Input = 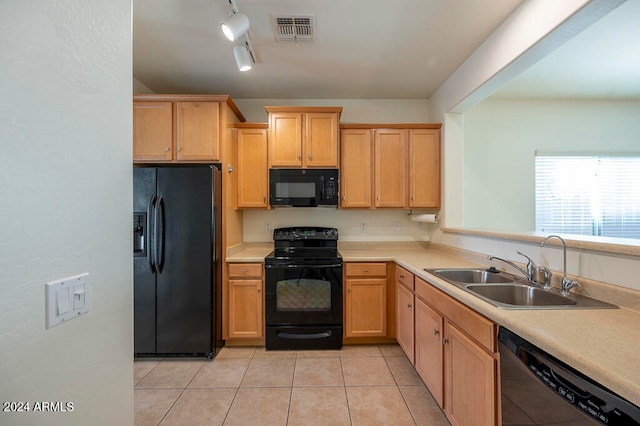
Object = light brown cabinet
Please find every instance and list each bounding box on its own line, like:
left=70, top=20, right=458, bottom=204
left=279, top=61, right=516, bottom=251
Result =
left=413, top=275, right=498, bottom=426
left=266, top=106, right=342, bottom=168
left=227, top=263, right=264, bottom=339
left=374, top=129, right=407, bottom=208
left=395, top=266, right=415, bottom=363
left=236, top=124, right=268, bottom=208
left=339, top=124, right=441, bottom=209
left=344, top=263, right=388, bottom=337
left=133, top=95, right=233, bottom=163
left=415, top=297, right=444, bottom=406
left=133, top=101, right=174, bottom=161
left=409, top=129, right=441, bottom=208
left=340, top=129, right=373, bottom=208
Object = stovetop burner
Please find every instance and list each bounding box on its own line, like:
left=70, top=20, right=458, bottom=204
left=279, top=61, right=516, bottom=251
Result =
left=266, top=226, right=340, bottom=265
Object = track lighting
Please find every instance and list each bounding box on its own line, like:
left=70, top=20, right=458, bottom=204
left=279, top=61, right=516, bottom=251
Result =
left=221, top=12, right=250, bottom=42
left=233, top=44, right=253, bottom=72
left=222, top=0, right=256, bottom=72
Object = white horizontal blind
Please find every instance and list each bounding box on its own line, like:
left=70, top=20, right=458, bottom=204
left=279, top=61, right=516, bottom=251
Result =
left=535, top=155, right=640, bottom=239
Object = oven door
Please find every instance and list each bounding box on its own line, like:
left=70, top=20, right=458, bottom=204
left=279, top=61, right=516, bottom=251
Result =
left=265, top=262, right=343, bottom=327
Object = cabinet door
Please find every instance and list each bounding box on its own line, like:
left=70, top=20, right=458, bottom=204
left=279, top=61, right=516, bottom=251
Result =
left=345, top=278, right=387, bottom=337
left=409, top=129, right=440, bottom=208
left=133, top=101, right=173, bottom=161
left=374, top=129, right=407, bottom=207
left=237, top=128, right=268, bottom=208
left=269, top=112, right=302, bottom=167
left=340, top=129, right=373, bottom=208
left=444, top=323, right=496, bottom=426
left=175, top=102, right=220, bottom=161
left=304, top=112, right=339, bottom=167
left=415, top=298, right=444, bottom=407
left=228, top=279, right=263, bottom=338
left=396, top=282, right=414, bottom=363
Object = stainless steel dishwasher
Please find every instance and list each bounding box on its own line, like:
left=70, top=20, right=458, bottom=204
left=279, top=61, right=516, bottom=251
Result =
left=498, top=327, right=640, bottom=425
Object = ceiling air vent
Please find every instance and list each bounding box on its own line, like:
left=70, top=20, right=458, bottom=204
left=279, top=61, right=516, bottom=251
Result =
left=272, top=15, right=315, bottom=43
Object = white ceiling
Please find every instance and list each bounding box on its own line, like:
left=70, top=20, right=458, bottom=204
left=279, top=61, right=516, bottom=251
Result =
left=133, top=0, right=523, bottom=99
left=492, top=0, right=640, bottom=100
left=133, top=0, right=640, bottom=101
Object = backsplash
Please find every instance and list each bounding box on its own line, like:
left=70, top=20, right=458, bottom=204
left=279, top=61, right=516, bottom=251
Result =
left=242, top=209, right=439, bottom=242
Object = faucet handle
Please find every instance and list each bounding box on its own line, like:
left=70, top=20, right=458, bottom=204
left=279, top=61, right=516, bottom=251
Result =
left=538, top=266, right=552, bottom=289
left=517, top=251, right=536, bottom=281
left=561, top=278, right=581, bottom=296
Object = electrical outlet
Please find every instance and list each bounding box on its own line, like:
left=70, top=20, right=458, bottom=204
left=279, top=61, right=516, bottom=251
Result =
left=393, top=222, right=401, bottom=232
left=360, top=223, right=367, bottom=233
left=265, top=223, right=272, bottom=234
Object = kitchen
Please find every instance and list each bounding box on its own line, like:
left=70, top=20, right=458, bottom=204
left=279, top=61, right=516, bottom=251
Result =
left=2, top=1, right=640, bottom=426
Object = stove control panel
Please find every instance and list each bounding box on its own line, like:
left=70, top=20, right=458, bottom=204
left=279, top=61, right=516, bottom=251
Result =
left=273, top=227, right=338, bottom=241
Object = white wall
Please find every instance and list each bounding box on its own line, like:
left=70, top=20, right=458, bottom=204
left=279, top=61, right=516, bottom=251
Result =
left=427, top=0, right=640, bottom=291
left=238, top=98, right=434, bottom=243
left=0, top=2, right=133, bottom=425
left=464, top=99, right=640, bottom=230
left=234, top=98, right=429, bottom=123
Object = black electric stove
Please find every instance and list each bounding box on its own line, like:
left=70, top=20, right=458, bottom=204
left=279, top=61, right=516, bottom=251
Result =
left=264, top=227, right=343, bottom=350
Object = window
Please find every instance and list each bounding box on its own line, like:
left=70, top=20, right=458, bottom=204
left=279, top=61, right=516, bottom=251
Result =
left=535, top=155, right=640, bottom=239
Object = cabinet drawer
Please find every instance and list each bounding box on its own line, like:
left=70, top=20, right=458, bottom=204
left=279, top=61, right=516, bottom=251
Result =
left=345, top=262, right=387, bottom=277
left=228, top=263, right=263, bottom=278
left=415, top=277, right=496, bottom=353
left=396, top=265, right=414, bottom=291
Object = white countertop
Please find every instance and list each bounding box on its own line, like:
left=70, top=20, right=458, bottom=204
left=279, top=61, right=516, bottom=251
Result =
left=227, top=244, right=640, bottom=405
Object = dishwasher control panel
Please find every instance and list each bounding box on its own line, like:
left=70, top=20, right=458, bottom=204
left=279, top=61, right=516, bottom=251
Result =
left=499, top=327, right=640, bottom=426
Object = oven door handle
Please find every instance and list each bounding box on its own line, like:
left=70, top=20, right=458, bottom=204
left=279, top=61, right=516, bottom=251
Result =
left=266, top=263, right=342, bottom=269
left=277, top=331, right=332, bottom=340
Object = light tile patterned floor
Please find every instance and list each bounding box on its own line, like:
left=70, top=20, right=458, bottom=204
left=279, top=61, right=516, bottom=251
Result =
left=134, top=344, right=450, bottom=426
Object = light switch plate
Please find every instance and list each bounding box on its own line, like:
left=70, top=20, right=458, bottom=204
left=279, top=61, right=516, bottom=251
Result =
left=45, top=273, right=90, bottom=329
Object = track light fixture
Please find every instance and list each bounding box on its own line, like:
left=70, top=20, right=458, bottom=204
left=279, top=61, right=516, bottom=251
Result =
left=222, top=0, right=256, bottom=72
left=233, top=44, right=252, bottom=72
left=221, top=12, right=249, bottom=42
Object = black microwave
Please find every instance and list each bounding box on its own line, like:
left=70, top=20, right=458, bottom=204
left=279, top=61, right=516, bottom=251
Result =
left=269, top=169, right=339, bottom=207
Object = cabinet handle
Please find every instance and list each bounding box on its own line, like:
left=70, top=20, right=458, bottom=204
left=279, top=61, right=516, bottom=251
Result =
left=297, top=154, right=301, bottom=160
left=342, top=196, right=346, bottom=201
left=257, top=289, right=261, bottom=293
left=177, top=147, right=182, bottom=152
left=411, top=195, right=415, bottom=201
left=399, top=275, right=405, bottom=279
left=364, top=268, right=369, bottom=273
left=164, top=147, right=170, bottom=152
left=407, top=303, right=412, bottom=308
left=347, top=288, right=351, bottom=293
left=433, top=329, right=439, bottom=336
left=308, top=154, right=312, bottom=160
left=442, top=338, right=448, bottom=345
left=241, top=269, right=248, bottom=273
left=377, top=196, right=380, bottom=200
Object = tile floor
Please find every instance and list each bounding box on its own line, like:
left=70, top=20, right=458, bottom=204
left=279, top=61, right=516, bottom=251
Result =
left=134, top=344, right=450, bottom=426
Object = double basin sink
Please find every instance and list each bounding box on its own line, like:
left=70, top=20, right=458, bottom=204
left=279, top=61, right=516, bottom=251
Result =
left=424, top=268, right=617, bottom=309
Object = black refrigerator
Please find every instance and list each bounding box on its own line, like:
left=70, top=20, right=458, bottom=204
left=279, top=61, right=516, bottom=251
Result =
left=133, top=165, right=222, bottom=358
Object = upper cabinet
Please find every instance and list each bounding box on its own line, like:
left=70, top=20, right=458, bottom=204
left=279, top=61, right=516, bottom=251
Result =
left=133, top=94, right=245, bottom=163
left=409, top=129, right=441, bottom=208
left=340, top=124, right=442, bottom=209
left=340, top=129, right=373, bottom=208
left=235, top=123, right=269, bottom=209
left=265, top=106, right=342, bottom=168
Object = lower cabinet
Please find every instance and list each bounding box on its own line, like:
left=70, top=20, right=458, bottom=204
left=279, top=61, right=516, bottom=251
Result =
left=398, top=269, right=499, bottom=426
left=344, top=262, right=388, bottom=337
left=227, top=263, right=264, bottom=339
left=396, top=266, right=415, bottom=363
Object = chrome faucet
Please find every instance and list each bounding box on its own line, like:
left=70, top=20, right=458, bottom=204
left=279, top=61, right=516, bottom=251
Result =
left=540, top=235, right=581, bottom=295
left=487, top=251, right=537, bottom=283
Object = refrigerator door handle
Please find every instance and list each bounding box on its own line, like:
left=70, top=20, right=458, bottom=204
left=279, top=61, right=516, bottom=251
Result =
left=156, top=195, right=165, bottom=273
left=148, top=195, right=157, bottom=273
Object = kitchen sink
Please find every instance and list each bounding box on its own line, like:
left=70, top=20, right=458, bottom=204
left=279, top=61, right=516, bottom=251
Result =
left=428, top=269, right=513, bottom=284
left=466, top=284, right=576, bottom=307
left=424, top=268, right=617, bottom=310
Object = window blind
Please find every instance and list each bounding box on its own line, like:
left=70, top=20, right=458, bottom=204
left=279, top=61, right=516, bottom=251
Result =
left=535, top=156, right=640, bottom=239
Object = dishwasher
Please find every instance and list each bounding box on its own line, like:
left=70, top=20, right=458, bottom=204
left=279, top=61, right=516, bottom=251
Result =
left=498, top=327, right=640, bottom=425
